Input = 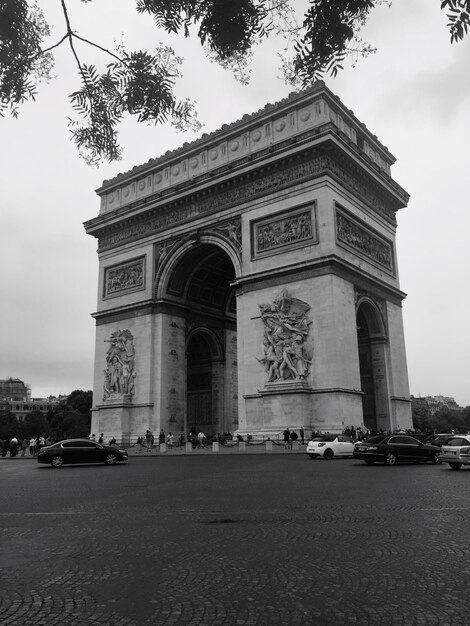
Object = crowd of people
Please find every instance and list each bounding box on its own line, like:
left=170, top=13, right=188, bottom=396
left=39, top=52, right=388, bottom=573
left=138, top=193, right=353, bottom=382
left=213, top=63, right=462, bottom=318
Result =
left=134, top=429, right=237, bottom=451
left=1, top=435, right=50, bottom=457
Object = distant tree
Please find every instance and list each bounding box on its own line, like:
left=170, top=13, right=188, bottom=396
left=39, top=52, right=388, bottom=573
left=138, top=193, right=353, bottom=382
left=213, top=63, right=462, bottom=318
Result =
left=411, top=403, right=432, bottom=433
left=0, top=411, right=20, bottom=440
left=2, top=1, right=469, bottom=164
left=65, top=389, right=93, bottom=415
left=50, top=389, right=92, bottom=439
left=23, top=409, right=49, bottom=438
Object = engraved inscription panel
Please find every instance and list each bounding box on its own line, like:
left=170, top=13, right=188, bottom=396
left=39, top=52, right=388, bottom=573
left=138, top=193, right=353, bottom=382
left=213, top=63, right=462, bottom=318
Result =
left=104, top=257, right=145, bottom=297
left=336, top=209, right=393, bottom=272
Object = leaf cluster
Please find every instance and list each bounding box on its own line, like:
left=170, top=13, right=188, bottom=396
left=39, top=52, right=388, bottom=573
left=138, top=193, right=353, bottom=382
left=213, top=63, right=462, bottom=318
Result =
left=0, top=0, right=53, bottom=117
left=69, top=47, right=201, bottom=165
left=442, top=0, right=470, bottom=42
left=137, top=0, right=270, bottom=60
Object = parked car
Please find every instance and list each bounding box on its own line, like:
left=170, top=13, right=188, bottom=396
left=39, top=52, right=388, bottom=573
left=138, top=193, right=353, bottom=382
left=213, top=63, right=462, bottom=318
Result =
left=353, top=434, right=441, bottom=466
left=306, top=434, right=354, bottom=459
left=37, top=439, right=128, bottom=468
left=440, top=436, right=470, bottom=470
left=425, top=433, right=459, bottom=448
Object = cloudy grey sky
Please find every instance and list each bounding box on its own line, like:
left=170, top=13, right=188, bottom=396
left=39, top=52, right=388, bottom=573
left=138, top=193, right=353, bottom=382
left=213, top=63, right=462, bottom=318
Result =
left=1, top=0, right=469, bottom=405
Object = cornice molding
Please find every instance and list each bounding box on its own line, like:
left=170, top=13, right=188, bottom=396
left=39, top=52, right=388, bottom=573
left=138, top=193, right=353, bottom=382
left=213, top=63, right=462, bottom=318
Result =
left=94, top=82, right=398, bottom=209
left=86, top=145, right=406, bottom=253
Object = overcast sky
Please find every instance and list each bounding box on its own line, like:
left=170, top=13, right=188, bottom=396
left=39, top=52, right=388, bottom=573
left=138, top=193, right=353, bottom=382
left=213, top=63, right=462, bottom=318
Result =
left=1, top=0, right=469, bottom=405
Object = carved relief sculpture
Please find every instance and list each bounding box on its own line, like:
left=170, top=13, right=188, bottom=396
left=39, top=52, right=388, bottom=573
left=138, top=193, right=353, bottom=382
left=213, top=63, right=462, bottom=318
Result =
left=255, top=209, right=314, bottom=255
left=103, top=330, right=136, bottom=400
left=105, top=258, right=145, bottom=297
left=258, top=290, right=312, bottom=383
left=336, top=210, right=393, bottom=271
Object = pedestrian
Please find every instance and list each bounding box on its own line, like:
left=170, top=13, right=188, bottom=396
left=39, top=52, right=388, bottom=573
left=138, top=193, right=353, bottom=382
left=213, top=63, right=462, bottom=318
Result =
left=159, top=430, right=165, bottom=445
left=91, top=434, right=96, bottom=442
left=145, top=429, right=153, bottom=451
left=283, top=427, right=290, bottom=449
left=197, top=431, right=206, bottom=448
left=21, top=437, right=29, bottom=457
left=166, top=432, right=173, bottom=448
left=29, top=436, right=36, bottom=456
left=98, top=433, right=104, bottom=444
left=38, top=435, right=45, bottom=453
left=290, top=430, right=298, bottom=449
left=10, top=437, right=18, bottom=457
left=299, top=426, right=305, bottom=444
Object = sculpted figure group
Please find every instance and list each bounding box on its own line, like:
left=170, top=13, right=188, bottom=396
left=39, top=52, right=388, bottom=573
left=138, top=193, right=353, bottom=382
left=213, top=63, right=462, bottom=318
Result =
left=103, top=330, right=136, bottom=399
left=258, top=290, right=312, bottom=383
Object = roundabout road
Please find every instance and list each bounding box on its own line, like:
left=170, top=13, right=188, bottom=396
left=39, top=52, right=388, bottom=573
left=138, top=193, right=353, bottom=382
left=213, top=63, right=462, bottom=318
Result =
left=1, top=455, right=469, bottom=625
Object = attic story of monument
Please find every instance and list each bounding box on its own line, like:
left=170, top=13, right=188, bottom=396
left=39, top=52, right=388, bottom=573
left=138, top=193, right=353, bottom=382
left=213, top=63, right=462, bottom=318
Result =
left=84, top=81, right=413, bottom=442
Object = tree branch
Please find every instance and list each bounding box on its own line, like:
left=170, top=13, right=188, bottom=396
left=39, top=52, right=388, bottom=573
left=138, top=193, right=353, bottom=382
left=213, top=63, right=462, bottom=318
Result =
left=72, top=33, right=125, bottom=64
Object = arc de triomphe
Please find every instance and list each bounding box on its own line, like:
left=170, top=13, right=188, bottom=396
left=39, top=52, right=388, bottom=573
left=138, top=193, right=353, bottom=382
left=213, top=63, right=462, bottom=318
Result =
left=84, top=82, right=413, bottom=442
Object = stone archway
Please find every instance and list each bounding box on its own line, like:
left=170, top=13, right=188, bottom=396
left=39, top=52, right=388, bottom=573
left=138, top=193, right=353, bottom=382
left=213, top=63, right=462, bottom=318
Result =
left=186, top=329, right=222, bottom=435
left=160, top=242, right=238, bottom=437
left=356, top=298, right=391, bottom=432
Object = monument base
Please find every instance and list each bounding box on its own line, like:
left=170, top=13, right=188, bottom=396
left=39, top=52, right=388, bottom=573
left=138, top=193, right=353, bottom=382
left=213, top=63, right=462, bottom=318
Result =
left=91, top=402, right=154, bottom=445
left=244, top=380, right=313, bottom=439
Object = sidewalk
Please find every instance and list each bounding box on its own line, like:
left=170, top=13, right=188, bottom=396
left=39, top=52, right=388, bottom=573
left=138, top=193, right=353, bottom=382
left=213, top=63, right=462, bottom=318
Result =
left=0, top=443, right=309, bottom=459
left=127, top=442, right=308, bottom=456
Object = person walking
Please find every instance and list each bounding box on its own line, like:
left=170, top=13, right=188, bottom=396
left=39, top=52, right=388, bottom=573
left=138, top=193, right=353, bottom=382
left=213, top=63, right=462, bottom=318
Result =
left=21, top=437, right=29, bottom=457
left=166, top=432, right=174, bottom=449
left=197, top=431, right=206, bottom=448
left=299, top=426, right=305, bottom=444
left=145, top=429, right=153, bottom=451
left=29, top=436, right=36, bottom=456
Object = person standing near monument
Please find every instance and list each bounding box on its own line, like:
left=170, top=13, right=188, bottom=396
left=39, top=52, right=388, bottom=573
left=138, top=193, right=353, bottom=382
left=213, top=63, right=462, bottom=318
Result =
left=299, top=426, right=305, bottom=444
left=145, top=429, right=153, bottom=451
left=283, top=428, right=290, bottom=449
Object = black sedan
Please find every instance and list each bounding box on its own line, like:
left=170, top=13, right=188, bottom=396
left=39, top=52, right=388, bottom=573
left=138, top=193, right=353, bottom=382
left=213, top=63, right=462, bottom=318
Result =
left=37, top=439, right=128, bottom=468
left=353, top=434, right=441, bottom=466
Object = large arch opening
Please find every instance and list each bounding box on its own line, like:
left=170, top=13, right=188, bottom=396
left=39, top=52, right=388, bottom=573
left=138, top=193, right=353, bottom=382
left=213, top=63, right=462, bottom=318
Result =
left=164, top=243, right=237, bottom=437
left=356, top=299, right=390, bottom=433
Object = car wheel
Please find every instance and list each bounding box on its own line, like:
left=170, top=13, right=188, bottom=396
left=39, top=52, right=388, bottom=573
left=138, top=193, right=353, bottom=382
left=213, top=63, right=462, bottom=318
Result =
left=365, top=460, right=375, bottom=465
left=431, top=451, right=441, bottom=464
left=384, top=452, right=397, bottom=466
left=323, top=448, right=334, bottom=460
left=51, top=455, right=63, bottom=468
left=105, top=453, right=118, bottom=465
left=449, top=463, right=462, bottom=471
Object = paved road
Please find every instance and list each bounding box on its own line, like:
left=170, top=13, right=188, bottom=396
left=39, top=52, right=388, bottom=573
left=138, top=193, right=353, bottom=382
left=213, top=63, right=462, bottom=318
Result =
left=1, top=454, right=469, bottom=625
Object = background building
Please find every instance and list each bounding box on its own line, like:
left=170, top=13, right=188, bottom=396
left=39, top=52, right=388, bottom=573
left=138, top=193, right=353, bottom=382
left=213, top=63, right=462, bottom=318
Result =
left=0, top=377, right=66, bottom=420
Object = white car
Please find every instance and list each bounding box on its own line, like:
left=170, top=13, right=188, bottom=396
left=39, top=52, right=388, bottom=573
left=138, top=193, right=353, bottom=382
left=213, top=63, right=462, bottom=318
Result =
left=440, top=435, right=470, bottom=470
left=307, top=434, right=355, bottom=459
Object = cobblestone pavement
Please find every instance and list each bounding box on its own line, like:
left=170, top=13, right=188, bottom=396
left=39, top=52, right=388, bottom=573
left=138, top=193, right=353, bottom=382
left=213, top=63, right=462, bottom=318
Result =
left=1, top=454, right=470, bottom=625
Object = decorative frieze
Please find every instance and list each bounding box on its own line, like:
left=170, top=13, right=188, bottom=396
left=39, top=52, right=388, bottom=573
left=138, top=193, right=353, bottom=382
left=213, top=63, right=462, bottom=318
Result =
left=97, top=152, right=396, bottom=252
left=253, top=205, right=316, bottom=257
left=104, top=257, right=145, bottom=297
left=336, top=208, right=394, bottom=272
